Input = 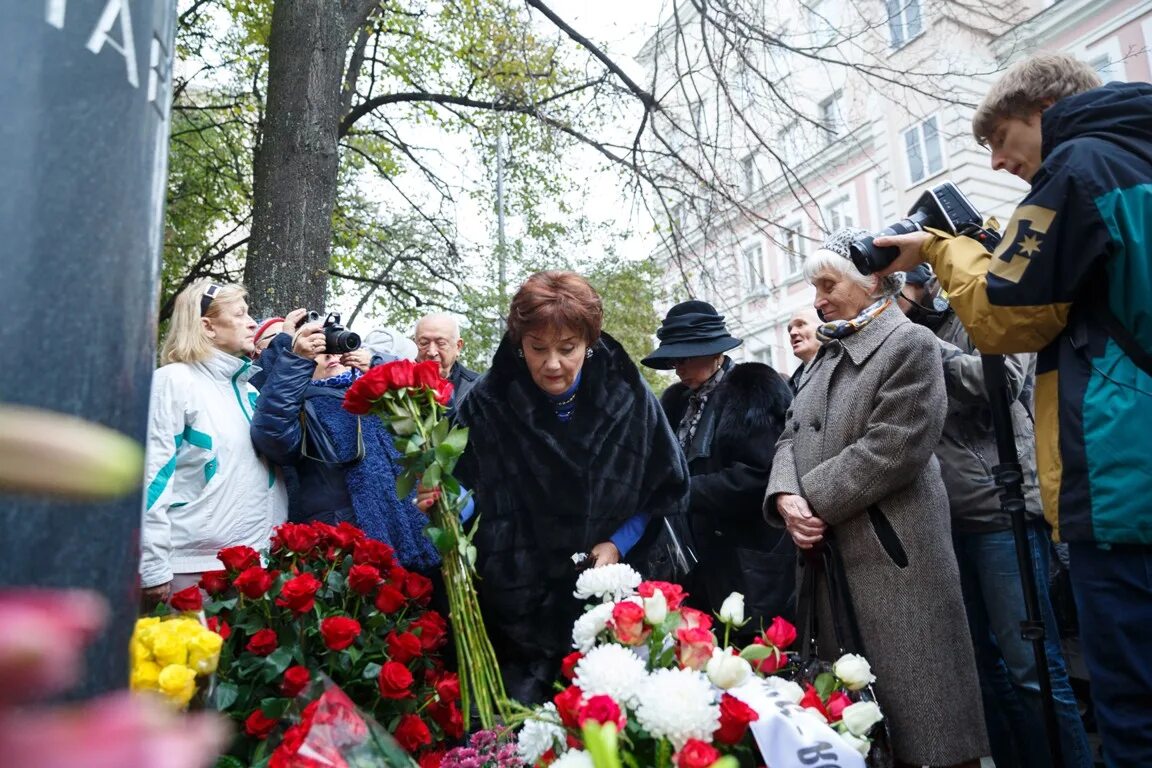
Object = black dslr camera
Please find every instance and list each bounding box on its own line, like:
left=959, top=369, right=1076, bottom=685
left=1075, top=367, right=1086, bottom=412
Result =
left=300, top=310, right=361, bottom=354
left=849, top=181, right=1001, bottom=274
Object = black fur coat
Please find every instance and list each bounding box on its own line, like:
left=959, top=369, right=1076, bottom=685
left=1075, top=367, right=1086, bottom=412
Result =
left=455, top=332, right=689, bottom=703
left=661, top=360, right=797, bottom=630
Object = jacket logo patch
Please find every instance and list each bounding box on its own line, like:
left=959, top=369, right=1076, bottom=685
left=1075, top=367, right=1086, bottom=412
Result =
left=990, top=205, right=1056, bottom=284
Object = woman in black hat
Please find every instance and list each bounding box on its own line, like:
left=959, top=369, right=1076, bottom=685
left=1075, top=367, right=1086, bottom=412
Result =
left=643, top=301, right=796, bottom=633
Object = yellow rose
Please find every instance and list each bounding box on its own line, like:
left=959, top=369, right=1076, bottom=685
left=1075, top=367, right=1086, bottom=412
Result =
left=149, top=624, right=189, bottom=667
left=157, top=664, right=198, bottom=707
left=187, top=629, right=223, bottom=676
left=130, top=660, right=162, bottom=691
left=131, top=639, right=154, bottom=666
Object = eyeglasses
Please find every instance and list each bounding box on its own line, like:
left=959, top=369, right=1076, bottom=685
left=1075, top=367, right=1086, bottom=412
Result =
left=199, top=283, right=222, bottom=316
left=416, top=337, right=453, bottom=351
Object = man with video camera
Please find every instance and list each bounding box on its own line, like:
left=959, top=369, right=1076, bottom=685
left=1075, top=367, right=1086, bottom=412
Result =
left=876, top=53, right=1152, bottom=765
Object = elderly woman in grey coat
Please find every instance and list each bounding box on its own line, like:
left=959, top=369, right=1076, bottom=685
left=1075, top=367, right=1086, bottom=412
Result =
left=765, top=228, right=988, bottom=768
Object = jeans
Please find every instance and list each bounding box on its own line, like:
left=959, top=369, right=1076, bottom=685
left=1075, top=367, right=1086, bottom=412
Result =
left=1068, top=542, right=1152, bottom=768
left=953, top=523, right=1093, bottom=768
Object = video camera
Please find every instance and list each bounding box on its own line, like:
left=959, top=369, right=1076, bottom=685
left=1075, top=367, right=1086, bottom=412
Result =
left=298, top=310, right=361, bottom=354
left=849, top=181, right=1001, bottom=274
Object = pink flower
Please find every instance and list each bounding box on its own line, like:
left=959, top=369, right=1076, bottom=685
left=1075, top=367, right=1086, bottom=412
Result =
left=610, top=601, right=650, bottom=646
left=675, top=626, right=716, bottom=671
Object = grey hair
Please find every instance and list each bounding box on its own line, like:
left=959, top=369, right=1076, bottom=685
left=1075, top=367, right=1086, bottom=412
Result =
left=414, top=313, right=461, bottom=341
left=803, top=248, right=905, bottom=299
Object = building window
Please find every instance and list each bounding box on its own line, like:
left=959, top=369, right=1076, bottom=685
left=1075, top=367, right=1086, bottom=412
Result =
left=808, top=0, right=836, bottom=45
left=778, top=124, right=802, bottom=160
left=743, top=243, right=765, bottom=291
left=740, top=153, right=761, bottom=196
left=886, top=0, right=922, bottom=49
left=819, top=92, right=842, bottom=144
left=903, top=115, right=944, bottom=184
left=1089, top=53, right=1122, bottom=82
left=781, top=223, right=806, bottom=275
left=826, top=197, right=856, bottom=232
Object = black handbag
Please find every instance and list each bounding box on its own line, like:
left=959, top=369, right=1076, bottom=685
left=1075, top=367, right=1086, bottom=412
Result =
left=627, top=514, right=699, bottom=585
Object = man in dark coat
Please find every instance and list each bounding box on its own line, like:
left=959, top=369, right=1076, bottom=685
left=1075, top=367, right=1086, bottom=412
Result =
left=643, top=301, right=796, bottom=634
left=414, top=313, right=479, bottom=407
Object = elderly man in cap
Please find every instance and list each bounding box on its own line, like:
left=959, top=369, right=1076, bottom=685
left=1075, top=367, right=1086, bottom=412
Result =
left=413, top=313, right=478, bottom=408
left=642, top=300, right=796, bottom=633
left=898, top=265, right=1091, bottom=768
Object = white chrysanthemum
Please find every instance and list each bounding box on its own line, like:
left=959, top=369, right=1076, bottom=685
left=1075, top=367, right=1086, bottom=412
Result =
left=574, top=563, right=642, bottom=602
left=517, top=704, right=566, bottom=764
left=572, top=602, right=615, bottom=652
left=573, top=644, right=649, bottom=706
left=551, top=750, right=594, bottom=768
left=632, top=667, right=721, bottom=749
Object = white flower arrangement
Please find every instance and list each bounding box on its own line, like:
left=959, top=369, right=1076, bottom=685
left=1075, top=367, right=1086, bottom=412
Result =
left=632, top=667, right=720, bottom=750
left=571, top=602, right=615, bottom=653
left=516, top=703, right=566, bottom=764
left=573, top=562, right=642, bottom=603
left=550, top=749, right=594, bottom=768
left=573, top=644, right=649, bottom=706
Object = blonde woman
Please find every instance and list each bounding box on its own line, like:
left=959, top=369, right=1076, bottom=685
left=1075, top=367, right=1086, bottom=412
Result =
left=140, top=280, right=287, bottom=608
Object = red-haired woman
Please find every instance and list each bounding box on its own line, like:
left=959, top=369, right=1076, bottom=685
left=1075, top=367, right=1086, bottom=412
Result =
left=453, top=270, right=690, bottom=704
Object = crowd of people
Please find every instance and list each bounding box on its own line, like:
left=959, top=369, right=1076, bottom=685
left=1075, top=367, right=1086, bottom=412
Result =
left=136, top=52, right=1151, bottom=768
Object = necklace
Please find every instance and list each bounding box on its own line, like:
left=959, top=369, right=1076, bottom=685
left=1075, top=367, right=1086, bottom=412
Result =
left=554, top=391, right=577, bottom=407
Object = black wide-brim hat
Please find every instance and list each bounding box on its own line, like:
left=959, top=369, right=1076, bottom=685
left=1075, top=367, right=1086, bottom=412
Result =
left=641, top=300, right=743, bottom=370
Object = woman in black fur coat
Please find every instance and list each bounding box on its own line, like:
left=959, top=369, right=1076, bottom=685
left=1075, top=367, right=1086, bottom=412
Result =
left=452, top=271, right=690, bottom=705
left=643, top=301, right=796, bottom=637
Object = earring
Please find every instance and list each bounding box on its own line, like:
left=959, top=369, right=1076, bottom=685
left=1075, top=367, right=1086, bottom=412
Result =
left=585, top=348, right=594, bottom=359
left=516, top=348, right=524, bottom=359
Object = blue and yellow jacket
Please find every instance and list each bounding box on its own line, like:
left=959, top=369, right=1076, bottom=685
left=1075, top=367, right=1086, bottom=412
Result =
left=923, top=81, right=1152, bottom=545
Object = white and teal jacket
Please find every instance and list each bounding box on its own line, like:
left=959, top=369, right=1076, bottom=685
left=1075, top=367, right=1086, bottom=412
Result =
left=140, top=350, right=287, bottom=587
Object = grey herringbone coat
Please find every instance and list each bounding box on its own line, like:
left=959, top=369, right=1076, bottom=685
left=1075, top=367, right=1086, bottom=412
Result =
left=765, top=303, right=988, bottom=765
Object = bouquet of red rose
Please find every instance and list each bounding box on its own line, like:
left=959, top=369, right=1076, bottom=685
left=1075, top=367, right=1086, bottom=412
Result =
left=344, top=359, right=507, bottom=727
left=201, top=521, right=462, bottom=767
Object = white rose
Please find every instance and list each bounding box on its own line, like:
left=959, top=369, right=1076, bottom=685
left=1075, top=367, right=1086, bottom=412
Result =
left=705, top=648, right=752, bottom=689
left=644, top=588, right=668, bottom=625
left=833, top=653, right=876, bottom=691
left=762, top=675, right=804, bottom=704
left=837, top=730, right=872, bottom=756
left=841, top=700, right=883, bottom=737
left=718, top=593, right=745, bottom=626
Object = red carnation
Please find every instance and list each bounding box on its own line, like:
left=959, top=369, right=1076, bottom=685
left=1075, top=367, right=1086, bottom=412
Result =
left=434, top=672, right=460, bottom=703
left=638, top=580, right=687, bottom=611
left=561, top=651, right=583, bottom=680
left=378, top=660, right=415, bottom=699
left=218, top=545, right=260, bottom=572
left=320, top=616, right=361, bottom=651
left=246, top=628, right=278, bottom=656
left=234, top=566, right=277, bottom=599
left=280, top=665, right=312, bottom=698
left=553, top=685, right=584, bottom=729
left=762, top=616, right=797, bottom=651
left=348, top=564, right=382, bottom=595
left=206, top=616, right=231, bottom=640
left=714, top=693, right=759, bottom=745
left=395, top=713, right=433, bottom=752
left=403, top=571, right=434, bottom=606
left=578, top=694, right=626, bottom=729
left=353, top=539, right=395, bottom=569
left=386, top=630, right=423, bottom=664
left=199, top=570, right=230, bottom=596
left=676, top=739, right=721, bottom=768
left=244, top=709, right=280, bottom=739
left=375, top=584, right=407, bottom=614
left=276, top=572, right=322, bottom=614
left=169, top=585, right=203, bottom=612
left=411, top=611, right=448, bottom=650
left=272, top=522, right=321, bottom=555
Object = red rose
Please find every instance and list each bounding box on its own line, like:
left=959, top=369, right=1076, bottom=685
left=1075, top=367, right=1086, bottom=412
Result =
left=750, top=637, right=787, bottom=674
left=714, top=693, right=759, bottom=745
left=798, top=683, right=830, bottom=721
left=343, top=365, right=393, bottom=413
left=388, top=564, right=410, bottom=584
left=676, top=626, right=716, bottom=671
left=387, top=360, right=418, bottom=389
left=553, top=685, right=584, bottom=729
left=418, top=750, right=446, bottom=768
left=343, top=389, right=373, bottom=415
left=434, top=671, right=460, bottom=703
left=762, top=616, right=797, bottom=651
left=403, top=572, right=434, bottom=606
left=272, top=522, right=321, bottom=555
left=281, top=665, right=312, bottom=698
left=234, top=566, right=277, bottom=599
left=411, top=611, right=448, bottom=650
left=578, top=694, right=626, bottom=729
left=244, top=708, right=280, bottom=739
left=679, top=607, right=713, bottom=631
left=332, top=522, right=365, bottom=548
left=610, top=601, right=650, bottom=646
left=246, top=628, right=279, bottom=656
left=428, top=701, right=465, bottom=740
left=676, top=739, right=721, bottom=768
left=374, top=584, right=407, bottom=614
left=378, top=660, right=415, bottom=699
left=826, top=690, right=852, bottom=723
left=433, top=379, right=454, bottom=407
left=276, top=572, right=322, bottom=614
left=270, top=724, right=307, bottom=768
left=218, top=545, right=260, bottom=572
left=561, top=651, right=583, bottom=680
left=387, top=630, right=423, bottom=664
left=353, top=539, right=395, bottom=569
left=206, top=616, right=231, bottom=640
left=320, top=616, right=361, bottom=651
left=169, top=585, right=203, bottom=612
left=638, top=580, right=687, bottom=610
left=348, top=564, right=381, bottom=595
left=199, top=570, right=230, bottom=595
left=395, top=713, right=432, bottom=752
left=413, top=360, right=443, bottom=389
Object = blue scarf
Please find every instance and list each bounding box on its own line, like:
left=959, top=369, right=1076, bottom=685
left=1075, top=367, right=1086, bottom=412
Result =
left=308, top=394, right=440, bottom=571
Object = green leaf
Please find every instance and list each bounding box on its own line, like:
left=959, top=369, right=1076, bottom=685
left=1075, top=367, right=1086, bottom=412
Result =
left=264, top=647, right=293, bottom=677
left=259, top=697, right=291, bottom=719
left=212, top=680, right=239, bottom=711
left=443, top=426, right=469, bottom=454
left=428, top=525, right=457, bottom=554
left=431, top=417, right=450, bottom=447
left=362, top=662, right=382, bottom=680
left=424, top=462, right=442, bottom=487
left=814, top=671, right=836, bottom=700
left=391, top=416, right=417, bottom=436
left=215, top=757, right=247, bottom=768
left=396, top=471, right=415, bottom=499
left=739, top=645, right=774, bottom=662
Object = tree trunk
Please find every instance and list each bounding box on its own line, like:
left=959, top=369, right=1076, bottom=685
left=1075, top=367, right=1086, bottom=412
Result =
left=244, top=0, right=348, bottom=317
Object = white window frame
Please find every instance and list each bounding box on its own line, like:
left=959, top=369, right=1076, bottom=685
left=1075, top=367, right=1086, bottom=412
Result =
left=1085, top=37, right=1125, bottom=83
left=742, top=242, right=766, bottom=292
left=819, top=92, right=843, bottom=145
left=781, top=222, right=807, bottom=277
left=740, top=152, right=761, bottom=197
left=825, top=196, right=857, bottom=232
left=902, top=114, right=946, bottom=185
left=885, top=0, right=923, bottom=49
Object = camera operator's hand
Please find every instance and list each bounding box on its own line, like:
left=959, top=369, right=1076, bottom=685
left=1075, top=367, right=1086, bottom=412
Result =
left=341, top=348, right=373, bottom=373
left=871, top=231, right=934, bottom=276
left=291, top=319, right=326, bottom=360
